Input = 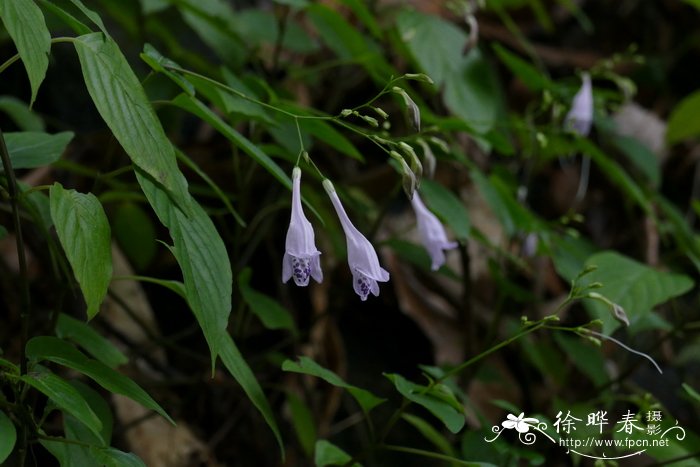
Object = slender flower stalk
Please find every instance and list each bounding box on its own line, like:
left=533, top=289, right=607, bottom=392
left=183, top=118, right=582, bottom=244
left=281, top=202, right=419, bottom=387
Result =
left=564, top=72, right=593, bottom=136
left=410, top=192, right=458, bottom=270
left=323, top=179, right=389, bottom=300
left=282, top=167, right=322, bottom=286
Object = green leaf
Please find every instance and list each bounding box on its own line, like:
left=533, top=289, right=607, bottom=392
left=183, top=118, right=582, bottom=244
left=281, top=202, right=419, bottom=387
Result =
left=553, top=333, right=608, bottom=386
left=37, top=0, right=93, bottom=36
left=41, top=380, right=114, bottom=464
left=90, top=447, right=146, bottom=467
left=50, top=183, right=112, bottom=320
left=583, top=251, right=695, bottom=333
left=171, top=93, right=291, bottom=189
left=0, top=0, right=51, bottom=105
left=56, top=313, right=128, bottom=369
left=219, top=333, right=284, bottom=457
left=287, top=392, right=316, bottom=457
left=26, top=336, right=173, bottom=423
left=174, top=148, right=246, bottom=227
left=306, top=4, right=390, bottom=81
left=21, top=366, right=103, bottom=440
left=419, top=180, right=470, bottom=241
left=609, top=134, right=661, bottom=188
left=3, top=131, right=73, bottom=169
left=314, top=440, right=360, bottom=467
left=667, top=90, right=700, bottom=144
left=283, top=356, right=385, bottom=412
left=339, top=0, right=381, bottom=38
left=140, top=0, right=170, bottom=14
left=238, top=268, right=296, bottom=333
left=492, top=44, right=552, bottom=92
left=67, top=0, right=110, bottom=36
left=71, top=380, right=113, bottom=444
left=112, top=202, right=158, bottom=271
left=396, top=9, right=466, bottom=86
left=174, top=0, right=246, bottom=68
left=121, top=275, right=186, bottom=300
left=140, top=43, right=195, bottom=96
left=74, top=32, right=190, bottom=209
left=683, top=383, right=700, bottom=406
left=385, top=373, right=465, bottom=434
left=0, top=96, right=45, bottom=131
left=0, top=410, right=16, bottom=464
left=401, top=413, right=456, bottom=457
left=135, top=169, right=231, bottom=366
left=443, top=49, right=501, bottom=134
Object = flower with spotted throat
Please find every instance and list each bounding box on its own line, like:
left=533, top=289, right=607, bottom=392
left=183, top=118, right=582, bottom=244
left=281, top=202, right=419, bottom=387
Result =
left=323, top=179, right=389, bottom=300
left=282, top=167, right=322, bottom=286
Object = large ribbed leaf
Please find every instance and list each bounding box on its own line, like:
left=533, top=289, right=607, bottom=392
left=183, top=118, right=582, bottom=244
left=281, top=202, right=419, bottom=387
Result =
left=0, top=0, right=51, bottom=105
left=73, top=33, right=190, bottom=209
left=135, top=169, right=232, bottom=367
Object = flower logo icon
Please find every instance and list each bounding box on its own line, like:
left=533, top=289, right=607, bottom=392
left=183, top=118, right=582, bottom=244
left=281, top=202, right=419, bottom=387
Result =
left=502, top=413, right=540, bottom=433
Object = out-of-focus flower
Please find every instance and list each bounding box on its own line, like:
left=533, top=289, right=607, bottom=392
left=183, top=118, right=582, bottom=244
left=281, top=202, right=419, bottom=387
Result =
left=410, top=192, right=458, bottom=271
left=323, top=179, right=389, bottom=301
left=282, top=167, right=322, bottom=286
left=564, top=72, right=593, bottom=136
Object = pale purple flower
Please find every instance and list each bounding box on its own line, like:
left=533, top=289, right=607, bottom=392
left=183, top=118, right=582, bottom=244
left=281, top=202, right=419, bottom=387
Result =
left=564, top=72, right=593, bottom=136
left=323, top=179, right=389, bottom=301
left=410, top=192, right=458, bottom=271
left=282, top=167, right=322, bottom=286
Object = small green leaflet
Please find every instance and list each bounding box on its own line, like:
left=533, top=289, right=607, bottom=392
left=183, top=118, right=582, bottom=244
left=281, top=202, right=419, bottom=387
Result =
left=385, top=373, right=465, bottom=433
left=50, top=183, right=112, bottom=320
left=315, top=440, right=361, bottom=467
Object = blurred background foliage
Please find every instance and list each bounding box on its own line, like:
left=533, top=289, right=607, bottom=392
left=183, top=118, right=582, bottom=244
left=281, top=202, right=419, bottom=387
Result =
left=2, top=0, right=700, bottom=466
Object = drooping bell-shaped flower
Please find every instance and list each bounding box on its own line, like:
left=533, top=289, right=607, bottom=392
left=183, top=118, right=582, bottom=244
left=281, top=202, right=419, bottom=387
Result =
left=564, top=72, right=593, bottom=136
left=323, top=179, right=389, bottom=301
left=410, top=192, right=458, bottom=271
left=282, top=167, right=322, bottom=286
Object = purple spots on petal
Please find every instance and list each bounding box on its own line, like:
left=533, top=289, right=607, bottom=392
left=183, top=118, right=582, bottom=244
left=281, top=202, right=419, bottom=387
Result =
left=353, top=270, right=372, bottom=301
left=291, top=256, right=311, bottom=287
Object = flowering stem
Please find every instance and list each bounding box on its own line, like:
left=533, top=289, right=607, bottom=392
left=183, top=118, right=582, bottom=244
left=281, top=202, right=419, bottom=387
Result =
left=0, top=128, right=31, bottom=376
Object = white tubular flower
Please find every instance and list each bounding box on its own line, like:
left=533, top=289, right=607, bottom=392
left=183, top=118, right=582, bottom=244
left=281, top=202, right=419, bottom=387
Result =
left=565, top=72, right=593, bottom=136
left=282, top=167, right=322, bottom=286
left=323, top=179, right=389, bottom=301
left=410, top=192, right=458, bottom=271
